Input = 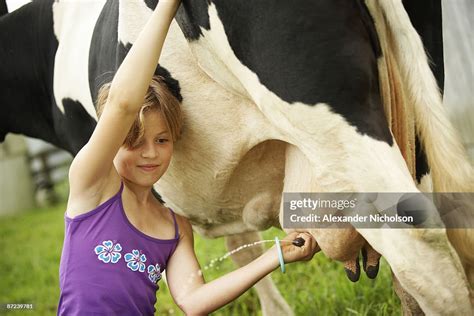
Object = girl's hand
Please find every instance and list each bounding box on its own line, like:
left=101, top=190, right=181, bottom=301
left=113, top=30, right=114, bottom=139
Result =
left=280, top=231, right=320, bottom=264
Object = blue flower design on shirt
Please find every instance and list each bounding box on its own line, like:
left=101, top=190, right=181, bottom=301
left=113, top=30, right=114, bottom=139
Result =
left=94, top=240, right=122, bottom=264
left=124, top=249, right=147, bottom=272
left=147, top=264, right=162, bottom=284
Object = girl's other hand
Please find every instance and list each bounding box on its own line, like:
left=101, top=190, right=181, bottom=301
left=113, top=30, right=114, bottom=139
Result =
left=280, top=231, right=320, bottom=264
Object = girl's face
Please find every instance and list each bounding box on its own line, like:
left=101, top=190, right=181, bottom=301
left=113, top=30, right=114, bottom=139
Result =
left=114, top=110, right=174, bottom=187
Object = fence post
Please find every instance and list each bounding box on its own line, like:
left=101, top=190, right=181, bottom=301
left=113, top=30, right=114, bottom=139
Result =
left=0, top=134, right=36, bottom=216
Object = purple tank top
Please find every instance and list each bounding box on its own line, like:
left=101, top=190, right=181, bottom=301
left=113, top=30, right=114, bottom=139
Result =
left=57, top=183, right=179, bottom=315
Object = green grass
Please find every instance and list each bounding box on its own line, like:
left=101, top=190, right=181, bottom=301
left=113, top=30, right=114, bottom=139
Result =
left=0, top=204, right=400, bottom=315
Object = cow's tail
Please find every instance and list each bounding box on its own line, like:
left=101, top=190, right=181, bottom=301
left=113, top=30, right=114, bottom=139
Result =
left=0, top=0, right=8, bottom=17
left=371, top=0, right=474, bottom=267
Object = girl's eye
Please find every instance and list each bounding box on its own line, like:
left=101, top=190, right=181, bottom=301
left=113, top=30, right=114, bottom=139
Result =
left=155, top=138, right=168, bottom=144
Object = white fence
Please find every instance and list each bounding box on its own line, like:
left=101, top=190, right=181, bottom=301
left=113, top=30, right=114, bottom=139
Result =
left=0, top=134, right=35, bottom=215
left=27, top=138, right=72, bottom=205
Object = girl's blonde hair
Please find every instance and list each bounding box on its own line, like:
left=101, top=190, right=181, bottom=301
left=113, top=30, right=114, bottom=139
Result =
left=96, top=75, right=183, bottom=148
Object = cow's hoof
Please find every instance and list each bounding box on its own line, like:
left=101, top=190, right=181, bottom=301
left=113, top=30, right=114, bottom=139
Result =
left=344, top=256, right=360, bottom=282
left=365, top=264, right=380, bottom=279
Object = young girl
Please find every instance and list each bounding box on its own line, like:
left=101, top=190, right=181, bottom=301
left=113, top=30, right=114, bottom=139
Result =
left=57, top=0, right=319, bottom=314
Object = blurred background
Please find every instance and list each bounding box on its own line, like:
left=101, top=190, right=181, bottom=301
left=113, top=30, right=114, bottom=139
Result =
left=1, top=0, right=472, bottom=315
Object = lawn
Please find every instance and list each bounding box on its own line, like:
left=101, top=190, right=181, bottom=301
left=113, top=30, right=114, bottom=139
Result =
left=0, top=202, right=400, bottom=315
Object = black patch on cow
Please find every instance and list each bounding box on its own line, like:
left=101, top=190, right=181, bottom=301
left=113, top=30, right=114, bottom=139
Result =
left=88, top=0, right=120, bottom=98
left=89, top=0, right=182, bottom=106
left=0, top=0, right=8, bottom=16
left=0, top=0, right=71, bottom=150
left=120, top=43, right=183, bottom=102
left=53, top=99, right=97, bottom=155
left=156, top=64, right=183, bottom=102
left=415, top=135, right=429, bottom=183
left=356, top=0, right=382, bottom=58
left=175, top=0, right=210, bottom=41
left=403, top=0, right=444, bottom=92
left=0, top=128, right=5, bottom=142
left=195, top=0, right=393, bottom=143
left=144, top=0, right=159, bottom=10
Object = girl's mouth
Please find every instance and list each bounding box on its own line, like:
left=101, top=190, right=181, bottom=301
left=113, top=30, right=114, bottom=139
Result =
left=137, top=165, right=159, bottom=172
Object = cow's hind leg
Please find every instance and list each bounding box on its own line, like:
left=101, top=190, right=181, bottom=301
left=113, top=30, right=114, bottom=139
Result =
left=357, top=228, right=471, bottom=314
left=343, top=139, right=472, bottom=314
left=226, top=231, right=294, bottom=316
left=280, top=143, right=423, bottom=315
left=392, top=271, right=424, bottom=316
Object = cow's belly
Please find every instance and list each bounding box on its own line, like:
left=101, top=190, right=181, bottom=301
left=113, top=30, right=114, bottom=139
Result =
left=159, top=140, right=286, bottom=235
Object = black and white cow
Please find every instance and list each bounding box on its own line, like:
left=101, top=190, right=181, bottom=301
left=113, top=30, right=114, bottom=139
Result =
left=1, top=0, right=473, bottom=314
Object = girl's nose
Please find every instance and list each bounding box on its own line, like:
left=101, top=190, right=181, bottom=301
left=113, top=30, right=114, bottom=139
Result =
left=141, top=142, right=158, bottom=158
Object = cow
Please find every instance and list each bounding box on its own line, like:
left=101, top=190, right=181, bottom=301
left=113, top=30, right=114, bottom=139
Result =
left=1, top=0, right=473, bottom=314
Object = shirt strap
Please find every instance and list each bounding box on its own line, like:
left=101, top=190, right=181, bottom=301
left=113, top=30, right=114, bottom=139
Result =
left=168, top=208, right=179, bottom=239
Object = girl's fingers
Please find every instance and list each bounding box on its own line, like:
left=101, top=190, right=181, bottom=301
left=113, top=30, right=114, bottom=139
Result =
left=281, top=231, right=320, bottom=261
left=298, top=232, right=319, bottom=258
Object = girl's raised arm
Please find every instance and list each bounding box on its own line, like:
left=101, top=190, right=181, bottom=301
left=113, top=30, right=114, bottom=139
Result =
left=68, top=0, right=180, bottom=202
